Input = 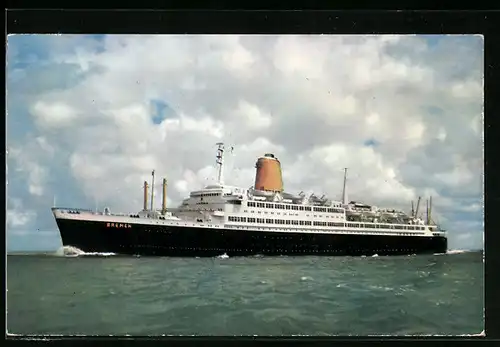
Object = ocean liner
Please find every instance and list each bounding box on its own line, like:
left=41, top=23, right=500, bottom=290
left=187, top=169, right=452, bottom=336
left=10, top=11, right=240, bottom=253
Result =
left=52, top=143, right=447, bottom=257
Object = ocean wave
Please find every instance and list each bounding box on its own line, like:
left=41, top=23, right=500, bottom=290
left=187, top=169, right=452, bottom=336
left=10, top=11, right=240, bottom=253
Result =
left=433, top=249, right=472, bottom=256
left=447, top=249, right=469, bottom=255
left=369, top=285, right=394, bottom=291
left=54, top=246, right=116, bottom=258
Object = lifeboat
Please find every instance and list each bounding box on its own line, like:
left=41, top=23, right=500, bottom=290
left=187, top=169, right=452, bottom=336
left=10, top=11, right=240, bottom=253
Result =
left=248, top=187, right=275, bottom=197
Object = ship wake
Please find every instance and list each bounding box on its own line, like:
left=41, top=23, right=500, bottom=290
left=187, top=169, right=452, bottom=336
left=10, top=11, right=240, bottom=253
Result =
left=434, top=249, right=475, bottom=256
left=54, top=246, right=116, bottom=258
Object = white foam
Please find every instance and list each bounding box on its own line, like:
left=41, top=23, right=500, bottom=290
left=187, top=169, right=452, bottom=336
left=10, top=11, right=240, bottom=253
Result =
left=369, top=285, right=394, bottom=291
left=433, top=249, right=472, bottom=256
left=372, top=254, right=379, bottom=257
left=217, top=253, right=229, bottom=259
left=447, top=249, right=468, bottom=255
left=82, top=252, right=116, bottom=257
left=54, top=246, right=116, bottom=258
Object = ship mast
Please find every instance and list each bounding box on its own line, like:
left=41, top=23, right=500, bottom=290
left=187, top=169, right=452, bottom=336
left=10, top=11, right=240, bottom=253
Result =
left=151, top=169, right=155, bottom=211
left=428, top=195, right=433, bottom=225
left=341, top=168, right=348, bottom=205
left=415, top=196, right=421, bottom=220
left=162, top=178, right=168, bottom=215
left=216, top=143, right=225, bottom=185
left=426, top=198, right=429, bottom=225
left=143, top=181, right=149, bottom=211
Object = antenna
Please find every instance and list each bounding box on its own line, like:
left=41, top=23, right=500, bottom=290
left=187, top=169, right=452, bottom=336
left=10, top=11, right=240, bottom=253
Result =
left=151, top=170, right=155, bottom=211
left=411, top=200, right=415, bottom=217
left=95, top=197, right=98, bottom=213
left=215, top=143, right=225, bottom=185
left=341, top=168, right=348, bottom=205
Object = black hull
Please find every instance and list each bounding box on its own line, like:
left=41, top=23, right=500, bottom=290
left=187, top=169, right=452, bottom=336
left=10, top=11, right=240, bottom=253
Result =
left=55, top=218, right=448, bottom=257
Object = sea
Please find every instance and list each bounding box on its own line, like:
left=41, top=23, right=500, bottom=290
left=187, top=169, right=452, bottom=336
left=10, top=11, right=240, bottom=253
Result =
left=6, top=247, right=484, bottom=336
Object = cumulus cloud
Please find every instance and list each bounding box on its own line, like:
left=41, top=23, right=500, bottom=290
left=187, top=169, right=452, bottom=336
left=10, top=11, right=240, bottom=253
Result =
left=6, top=198, right=37, bottom=229
left=6, top=34, right=483, bottom=251
left=8, top=143, right=50, bottom=197
left=31, top=100, right=80, bottom=128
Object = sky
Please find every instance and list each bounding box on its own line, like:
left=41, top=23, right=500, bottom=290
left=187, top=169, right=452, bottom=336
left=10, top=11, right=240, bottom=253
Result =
left=6, top=34, right=483, bottom=252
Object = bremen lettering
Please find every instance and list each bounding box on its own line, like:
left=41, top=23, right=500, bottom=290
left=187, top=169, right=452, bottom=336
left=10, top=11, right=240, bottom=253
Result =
left=107, top=223, right=132, bottom=228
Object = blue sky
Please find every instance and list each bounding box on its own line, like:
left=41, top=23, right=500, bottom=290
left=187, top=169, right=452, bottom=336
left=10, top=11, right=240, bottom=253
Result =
left=6, top=34, right=483, bottom=252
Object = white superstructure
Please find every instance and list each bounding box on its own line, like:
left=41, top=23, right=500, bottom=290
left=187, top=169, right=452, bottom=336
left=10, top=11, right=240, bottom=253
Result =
left=169, top=143, right=446, bottom=238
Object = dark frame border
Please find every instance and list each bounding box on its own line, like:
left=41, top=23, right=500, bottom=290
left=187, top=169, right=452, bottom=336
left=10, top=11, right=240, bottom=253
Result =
left=4, top=7, right=498, bottom=346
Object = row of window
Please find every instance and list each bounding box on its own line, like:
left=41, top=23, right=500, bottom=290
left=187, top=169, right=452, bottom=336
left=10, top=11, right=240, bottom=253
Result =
left=191, top=192, right=221, bottom=197
left=246, top=202, right=343, bottom=213
left=227, top=216, right=426, bottom=231
left=246, top=210, right=342, bottom=219
left=347, top=223, right=425, bottom=231
left=230, top=225, right=424, bottom=236
left=229, top=216, right=313, bottom=225
left=315, top=221, right=350, bottom=227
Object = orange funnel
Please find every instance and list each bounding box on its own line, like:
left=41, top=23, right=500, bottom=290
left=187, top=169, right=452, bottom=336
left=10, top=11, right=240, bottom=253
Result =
left=254, top=153, right=284, bottom=192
